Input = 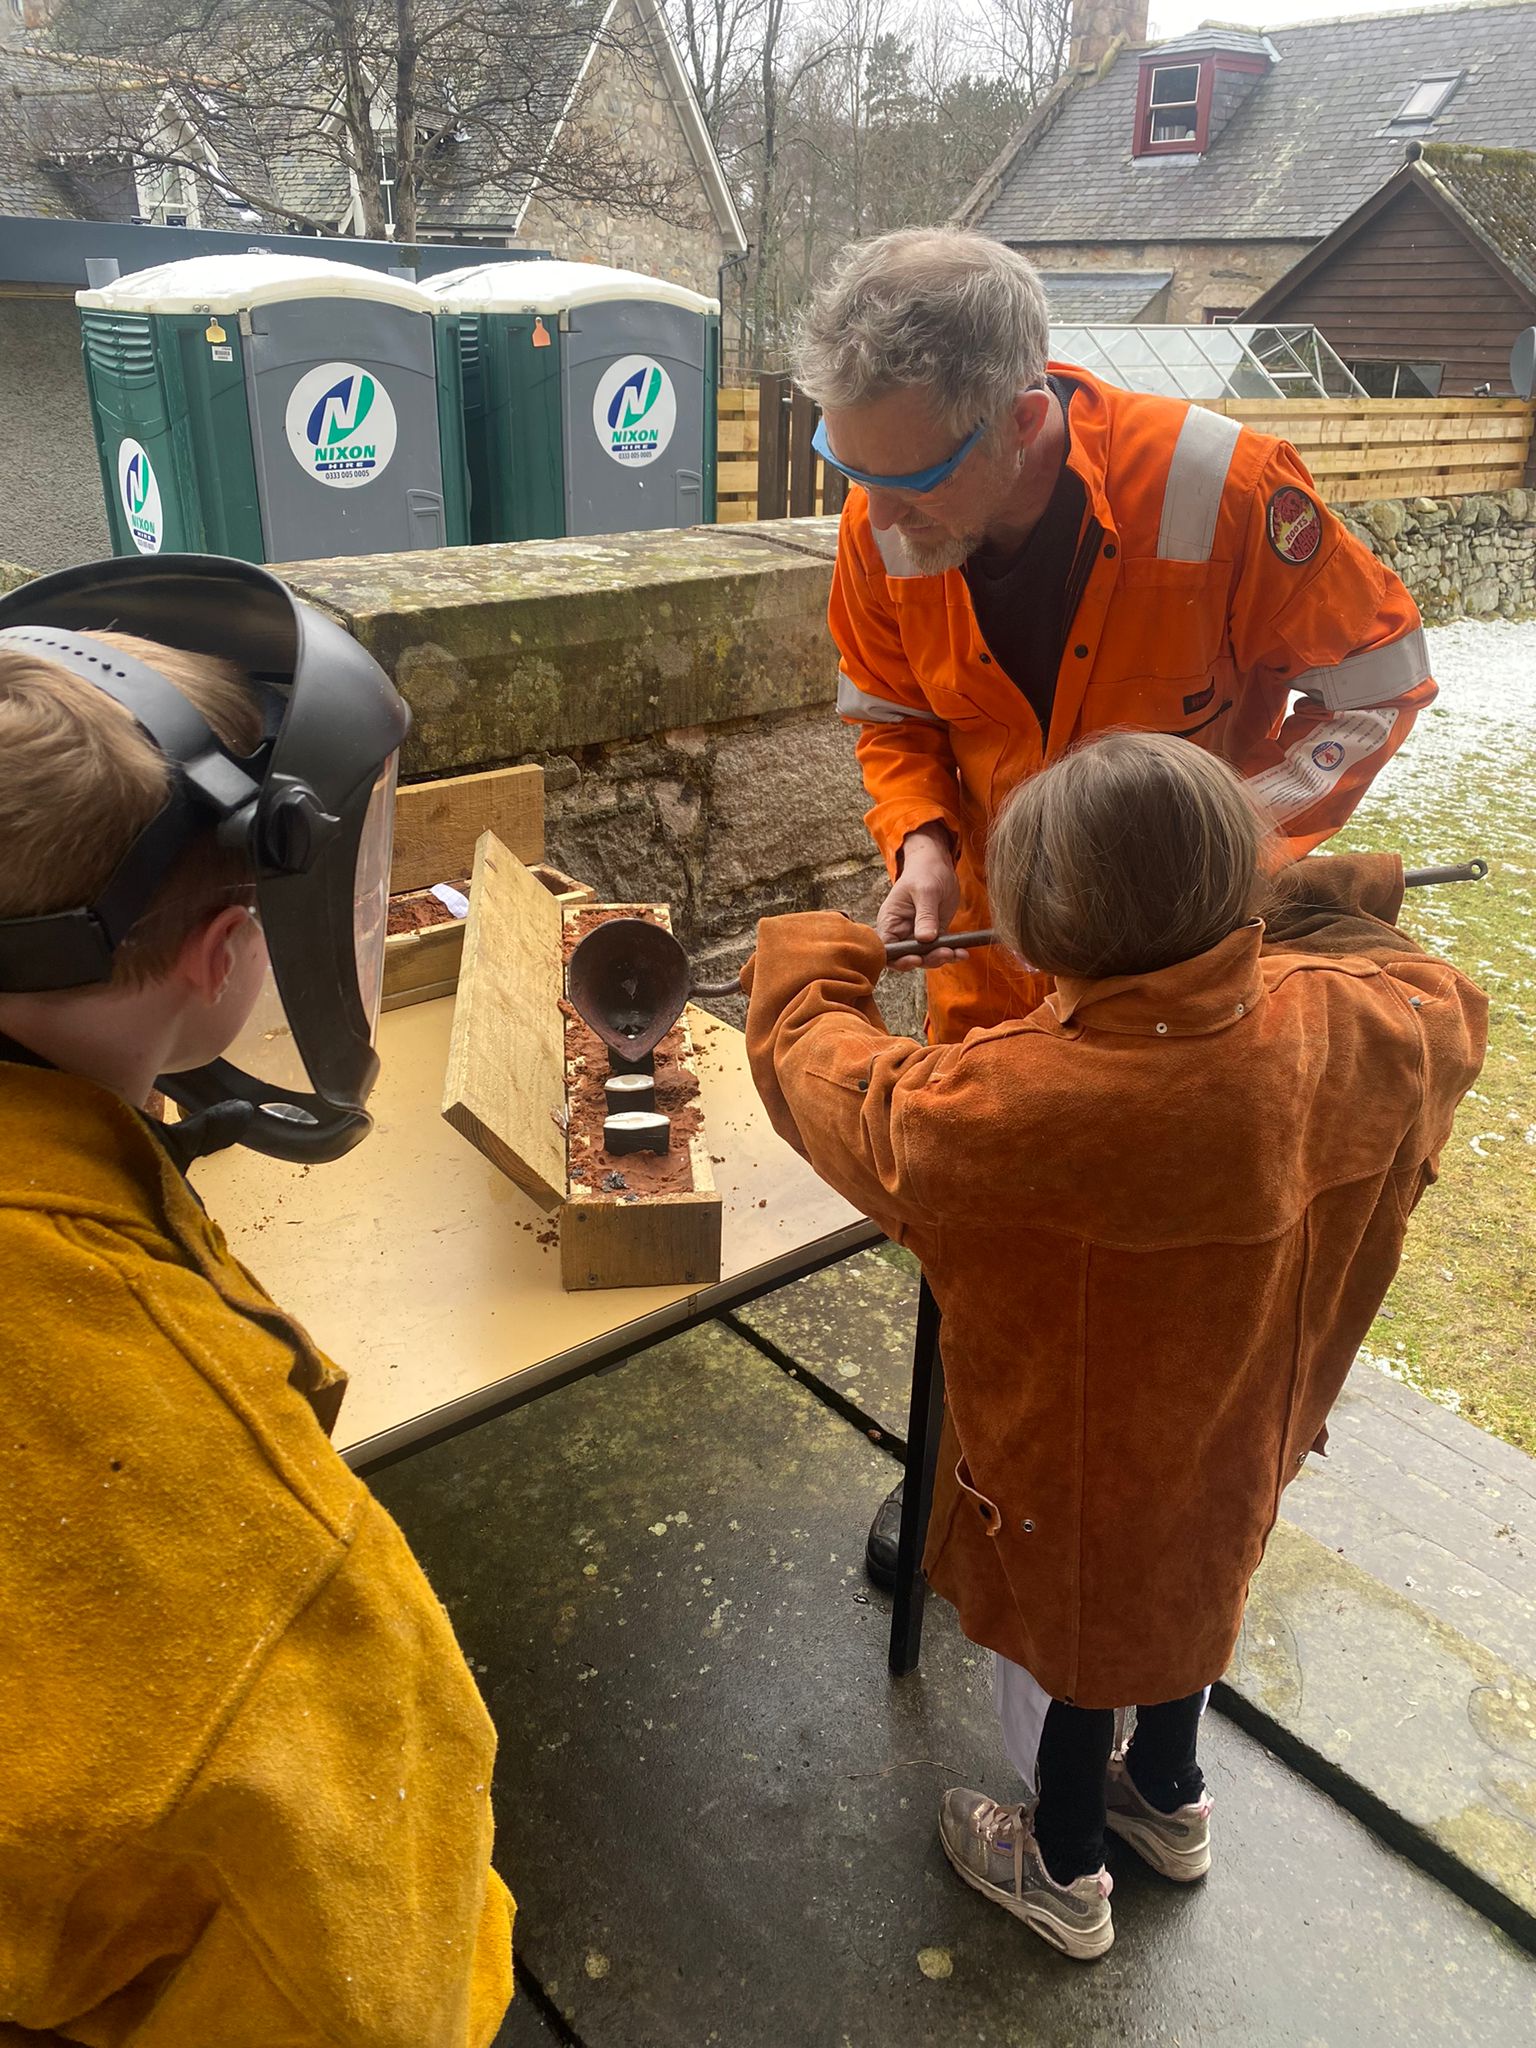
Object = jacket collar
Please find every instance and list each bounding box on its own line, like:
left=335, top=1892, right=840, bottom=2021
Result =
left=1050, top=923, right=1267, bottom=1037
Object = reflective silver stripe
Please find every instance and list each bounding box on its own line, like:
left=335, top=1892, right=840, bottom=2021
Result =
left=837, top=672, right=946, bottom=727
left=1157, top=407, right=1243, bottom=563
left=1245, top=707, right=1397, bottom=824
left=1290, top=625, right=1431, bottom=710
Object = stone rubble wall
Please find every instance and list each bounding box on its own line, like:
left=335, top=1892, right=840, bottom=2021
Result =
left=279, top=519, right=922, bottom=1034
left=1340, top=489, right=1536, bottom=625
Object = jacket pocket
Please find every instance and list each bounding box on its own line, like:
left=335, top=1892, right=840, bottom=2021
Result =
left=953, top=1454, right=1004, bottom=1538
left=1087, top=558, right=1236, bottom=734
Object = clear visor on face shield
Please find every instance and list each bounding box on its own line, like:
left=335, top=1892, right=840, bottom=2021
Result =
left=218, top=757, right=398, bottom=1114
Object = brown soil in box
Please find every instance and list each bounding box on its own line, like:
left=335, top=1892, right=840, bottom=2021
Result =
left=386, top=878, right=470, bottom=936
left=562, top=905, right=703, bottom=1201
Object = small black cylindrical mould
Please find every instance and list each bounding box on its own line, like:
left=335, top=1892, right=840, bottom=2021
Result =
left=603, top=1110, right=671, bottom=1156
left=605, top=1072, right=657, bottom=1115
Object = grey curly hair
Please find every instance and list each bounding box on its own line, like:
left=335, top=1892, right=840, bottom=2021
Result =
left=791, top=229, right=1052, bottom=437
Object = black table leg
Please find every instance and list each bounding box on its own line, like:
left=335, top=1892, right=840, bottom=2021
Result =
left=889, top=1274, right=944, bottom=1677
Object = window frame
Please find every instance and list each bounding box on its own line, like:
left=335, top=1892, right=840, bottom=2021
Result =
left=1135, top=58, right=1212, bottom=155
left=1392, top=74, right=1461, bottom=124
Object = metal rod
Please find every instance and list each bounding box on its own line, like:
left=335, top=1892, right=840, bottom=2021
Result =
left=689, top=856, right=1488, bottom=994
left=1402, top=858, right=1488, bottom=887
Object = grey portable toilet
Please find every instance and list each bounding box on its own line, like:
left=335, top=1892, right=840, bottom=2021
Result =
left=77, top=254, right=467, bottom=563
left=426, top=261, right=719, bottom=542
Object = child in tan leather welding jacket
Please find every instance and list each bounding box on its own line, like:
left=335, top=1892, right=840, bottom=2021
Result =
left=0, top=629, right=512, bottom=2045
left=742, top=730, right=1486, bottom=1962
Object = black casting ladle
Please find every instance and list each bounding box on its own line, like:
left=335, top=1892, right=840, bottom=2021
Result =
left=567, top=860, right=1489, bottom=1050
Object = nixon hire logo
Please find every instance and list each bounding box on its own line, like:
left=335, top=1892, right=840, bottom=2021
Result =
left=117, top=439, right=163, bottom=554
left=593, top=355, right=677, bottom=468
left=284, top=361, right=399, bottom=490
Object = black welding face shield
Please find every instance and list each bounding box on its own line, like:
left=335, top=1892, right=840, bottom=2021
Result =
left=0, top=555, right=409, bottom=1162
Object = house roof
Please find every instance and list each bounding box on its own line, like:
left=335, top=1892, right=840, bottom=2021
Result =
left=0, top=48, right=80, bottom=214
left=0, top=0, right=744, bottom=251
left=1418, top=138, right=1536, bottom=296
left=1037, top=268, right=1172, bottom=319
left=966, top=0, right=1536, bottom=246
left=1247, top=135, right=1536, bottom=315
left=1150, top=28, right=1277, bottom=59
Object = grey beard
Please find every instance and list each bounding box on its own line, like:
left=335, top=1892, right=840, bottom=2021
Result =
left=899, top=528, right=983, bottom=576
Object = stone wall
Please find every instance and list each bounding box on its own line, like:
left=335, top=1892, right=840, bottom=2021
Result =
left=1012, top=237, right=1311, bottom=324
left=0, top=295, right=111, bottom=575
left=1341, top=489, right=1536, bottom=624
left=279, top=518, right=921, bottom=1030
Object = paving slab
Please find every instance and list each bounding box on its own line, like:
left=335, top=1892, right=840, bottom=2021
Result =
left=373, top=1324, right=1536, bottom=2048
left=729, top=1242, right=919, bottom=1447
left=741, top=1254, right=1536, bottom=1942
left=491, top=1989, right=565, bottom=2045
left=1285, top=1360, right=1536, bottom=1675
left=1227, top=1514, right=1536, bottom=1947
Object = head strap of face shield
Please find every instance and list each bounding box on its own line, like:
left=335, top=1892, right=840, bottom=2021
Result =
left=0, top=628, right=270, bottom=994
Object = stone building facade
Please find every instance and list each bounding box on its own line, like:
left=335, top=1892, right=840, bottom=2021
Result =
left=1018, top=237, right=1311, bottom=328
left=519, top=0, right=737, bottom=304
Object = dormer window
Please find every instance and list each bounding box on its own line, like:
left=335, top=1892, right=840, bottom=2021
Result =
left=1393, top=75, right=1460, bottom=124
left=1136, top=59, right=1209, bottom=155
left=1134, top=31, right=1274, bottom=161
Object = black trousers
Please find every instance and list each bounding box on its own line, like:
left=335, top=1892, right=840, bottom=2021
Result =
left=1033, top=1692, right=1206, bottom=1884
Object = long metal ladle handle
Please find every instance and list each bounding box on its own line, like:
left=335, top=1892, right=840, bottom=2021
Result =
left=692, top=857, right=1489, bottom=996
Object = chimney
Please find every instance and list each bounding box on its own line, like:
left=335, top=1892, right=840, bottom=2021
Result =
left=1070, top=0, right=1149, bottom=70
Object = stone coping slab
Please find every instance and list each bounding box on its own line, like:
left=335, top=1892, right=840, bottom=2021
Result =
left=372, top=1323, right=1536, bottom=2046
left=275, top=528, right=840, bottom=776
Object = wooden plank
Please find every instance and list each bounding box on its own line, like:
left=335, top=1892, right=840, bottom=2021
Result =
left=1275, top=415, right=1531, bottom=448
left=716, top=419, right=761, bottom=454
left=716, top=497, right=760, bottom=522
left=757, top=373, right=790, bottom=522
left=1328, top=466, right=1524, bottom=502
left=1303, top=442, right=1529, bottom=477
left=441, top=831, right=567, bottom=1212
left=788, top=384, right=818, bottom=518
left=717, top=456, right=761, bottom=493
left=528, top=862, right=596, bottom=909
left=392, top=765, right=544, bottom=894
left=385, top=862, right=592, bottom=1011
left=1209, top=398, right=1531, bottom=417
left=383, top=918, right=464, bottom=1008
left=560, top=1182, right=723, bottom=1291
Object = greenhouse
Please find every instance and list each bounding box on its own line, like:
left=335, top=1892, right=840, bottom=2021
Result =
left=1050, top=323, right=1365, bottom=400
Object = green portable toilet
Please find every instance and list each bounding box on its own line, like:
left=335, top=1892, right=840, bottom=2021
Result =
left=77, top=254, right=468, bottom=562
left=426, top=261, right=719, bottom=542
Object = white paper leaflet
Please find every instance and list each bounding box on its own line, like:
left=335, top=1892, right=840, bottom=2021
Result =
left=1245, top=707, right=1397, bottom=823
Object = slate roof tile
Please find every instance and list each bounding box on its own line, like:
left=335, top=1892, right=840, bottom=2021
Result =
left=976, top=1, right=1536, bottom=244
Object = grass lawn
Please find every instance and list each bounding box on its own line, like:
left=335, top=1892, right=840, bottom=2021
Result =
left=1331, top=617, right=1536, bottom=1455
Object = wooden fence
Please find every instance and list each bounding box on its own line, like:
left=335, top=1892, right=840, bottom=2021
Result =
left=717, top=377, right=846, bottom=523
left=1202, top=398, right=1534, bottom=504
left=716, top=385, right=1534, bottom=519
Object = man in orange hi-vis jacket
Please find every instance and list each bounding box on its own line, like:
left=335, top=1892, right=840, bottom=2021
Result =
left=792, top=228, right=1434, bottom=1586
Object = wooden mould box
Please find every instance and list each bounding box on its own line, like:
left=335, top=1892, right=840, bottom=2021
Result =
left=382, top=763, right=591, bottom=1011
left=440, top=830, right=722, bottom=1293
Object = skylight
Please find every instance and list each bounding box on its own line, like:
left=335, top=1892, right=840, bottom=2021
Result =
left=1395, top=75, right=1460, bottom=122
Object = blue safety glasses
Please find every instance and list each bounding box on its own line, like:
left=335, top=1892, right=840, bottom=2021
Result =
left=812, top=415, right=987, bottom=495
